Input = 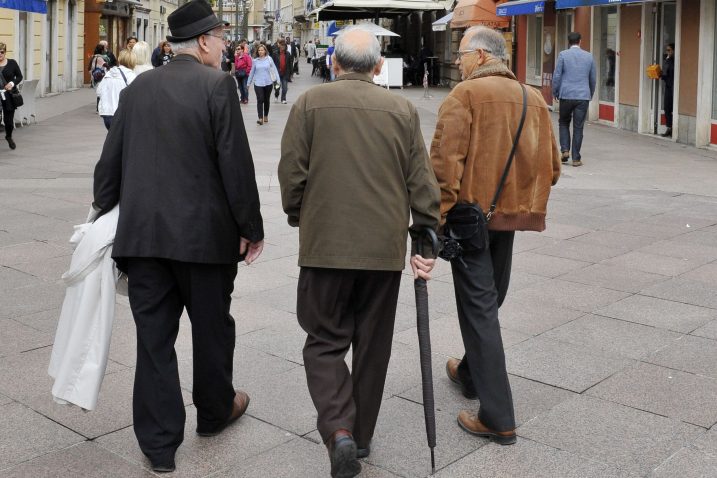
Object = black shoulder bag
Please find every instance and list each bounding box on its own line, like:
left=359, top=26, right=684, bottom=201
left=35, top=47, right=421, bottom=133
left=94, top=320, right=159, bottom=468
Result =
left=440, top=83, right=528, bottom=260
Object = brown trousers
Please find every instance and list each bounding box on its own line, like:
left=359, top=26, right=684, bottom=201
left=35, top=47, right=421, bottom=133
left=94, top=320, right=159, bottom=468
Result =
left=297, top=267, right=401, bottom=447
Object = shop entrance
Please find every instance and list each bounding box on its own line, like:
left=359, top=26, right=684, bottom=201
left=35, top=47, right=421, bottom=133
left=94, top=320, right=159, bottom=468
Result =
left=648, top=2, right=676, bottom=136
left=594, top=6, right=618, bottom=123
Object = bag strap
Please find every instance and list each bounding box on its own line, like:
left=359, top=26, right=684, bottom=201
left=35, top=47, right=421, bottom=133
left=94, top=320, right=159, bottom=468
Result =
left=487, top=83, right=528, bottom=221
left=118, top=67, right=128, bottom=86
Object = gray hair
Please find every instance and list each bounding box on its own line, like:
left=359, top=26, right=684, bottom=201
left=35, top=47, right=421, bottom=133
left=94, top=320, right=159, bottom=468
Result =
left=464, top=26, right=506, bottom=60
left=334, top=26, right=381, bottom=74
left=170, top=37, right=199, bottom=52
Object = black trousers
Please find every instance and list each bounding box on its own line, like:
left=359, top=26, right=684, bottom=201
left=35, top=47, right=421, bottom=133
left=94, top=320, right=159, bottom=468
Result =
left=297, top=267, right=401, bottom=447
left=254, top=84, right=272, bottom=119
left=126, top=258, right=238, bottom=463
left=1, top=99, right=14, bottom=139
left=664, top=86, right=674, bottom=128
left=452, top=231, right=516, bottom=432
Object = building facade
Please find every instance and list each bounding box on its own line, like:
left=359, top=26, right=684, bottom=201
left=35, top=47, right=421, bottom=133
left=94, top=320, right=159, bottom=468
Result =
left=509, top=0, right=717, bottom=148
left=1, top=0, right=85, bottom=95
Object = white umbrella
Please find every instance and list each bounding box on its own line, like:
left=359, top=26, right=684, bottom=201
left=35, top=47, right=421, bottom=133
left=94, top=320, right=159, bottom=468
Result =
left=331, top=23, right=400, bottom=37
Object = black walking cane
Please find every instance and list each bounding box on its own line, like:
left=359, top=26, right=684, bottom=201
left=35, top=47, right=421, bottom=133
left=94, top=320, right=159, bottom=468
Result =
left=413, top=227, right=439, bottom=474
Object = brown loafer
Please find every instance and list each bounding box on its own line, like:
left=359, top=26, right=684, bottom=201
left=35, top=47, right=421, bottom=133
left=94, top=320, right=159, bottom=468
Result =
left=572, top=160, right=583, bottom=167
left=561, top=151, right=569, bottom=163
left=457, top=410, right=516, bottom=445
left=446, top=358, right=478, bottom=400
left=326, top=429, right=361, bottom=478
left=196, top=390, right=250, bottom=437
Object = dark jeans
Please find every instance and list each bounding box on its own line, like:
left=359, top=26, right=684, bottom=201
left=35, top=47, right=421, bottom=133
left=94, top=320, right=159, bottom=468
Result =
left=101, top=115, right=113, bottom=131
left=452, top=231, right=516, bottom=432
left=1, top=100, right=15, bottom=138
left=558, top=99, right=589, bottom=161
left=297, top=267, right=401, bottom=447
left=254, top=84, right=272, bottom=119
left=126, top=258, right=238, bottom=464
left=279, top=76, right=288, bottom=101
left=236, top=74, right=248, bottom=102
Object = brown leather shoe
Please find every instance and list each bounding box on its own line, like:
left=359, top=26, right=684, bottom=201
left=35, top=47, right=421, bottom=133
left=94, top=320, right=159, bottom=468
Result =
left=196, top=390, right=250, bottom=437
left=326, top=429, right=361, bottom=478
left=561, top=151, right=569, bottom=163
left=457, top=410, right=516, bottom=445
left=446, top=358, right=478, bottom=399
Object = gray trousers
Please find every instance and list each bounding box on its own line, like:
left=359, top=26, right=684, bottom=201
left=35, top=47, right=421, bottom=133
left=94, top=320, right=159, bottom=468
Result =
left=451, top=230, right=516, bottom=432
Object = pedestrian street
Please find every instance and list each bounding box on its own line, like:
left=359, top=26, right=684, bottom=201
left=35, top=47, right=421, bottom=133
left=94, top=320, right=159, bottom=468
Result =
left=0, top=71, right=716, bottom=477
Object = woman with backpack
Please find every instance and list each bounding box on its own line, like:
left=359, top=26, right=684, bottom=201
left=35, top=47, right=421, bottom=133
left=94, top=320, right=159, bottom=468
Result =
left=89, top=44, right=109, bottom=112
left=96, top=48, right=136, bottom=131
left=234, top=43, right=252, bottom=105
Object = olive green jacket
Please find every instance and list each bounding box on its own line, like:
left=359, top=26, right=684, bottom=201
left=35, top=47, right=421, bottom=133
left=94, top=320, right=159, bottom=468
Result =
left=278, top=72, right=440, bottom=270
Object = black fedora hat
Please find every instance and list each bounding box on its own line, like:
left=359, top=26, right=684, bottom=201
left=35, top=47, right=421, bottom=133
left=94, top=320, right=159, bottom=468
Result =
left=167, top=0, right=229, bottom=42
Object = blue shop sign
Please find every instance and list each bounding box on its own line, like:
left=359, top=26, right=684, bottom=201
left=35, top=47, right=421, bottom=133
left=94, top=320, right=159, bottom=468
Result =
left=496, top=0, right=545, bottom=16
left=0, top=0, right=47, bottom=14
left=556, top=0, right=645, bottom=8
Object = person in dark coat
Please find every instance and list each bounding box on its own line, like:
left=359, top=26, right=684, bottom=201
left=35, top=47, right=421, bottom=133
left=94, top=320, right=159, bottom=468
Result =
left=271, top=39, right=293, bottom=103
left=661, top=43, right=675, bottom=138
left=0, top=42, right=23, bottom=150
left=92, top=1, right=264, bottom=473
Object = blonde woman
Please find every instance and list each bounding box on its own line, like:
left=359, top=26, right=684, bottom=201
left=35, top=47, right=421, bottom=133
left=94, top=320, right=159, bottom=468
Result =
left=132, top=41, right=153, bottom=75
left=246, top=44, right=279, bottom=125
left=97, top=48, right=137, bottom=130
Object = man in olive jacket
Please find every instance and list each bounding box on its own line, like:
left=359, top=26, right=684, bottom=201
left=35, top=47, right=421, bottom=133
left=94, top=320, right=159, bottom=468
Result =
left=279, top=27, right=440, bottom=478
left=431, top=26, right=560, bottom=445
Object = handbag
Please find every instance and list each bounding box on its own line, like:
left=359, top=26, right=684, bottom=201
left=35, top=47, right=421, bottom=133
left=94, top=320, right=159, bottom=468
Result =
left=10, top=90, right=24, bottom=108
left=441, top=83, right=528, bottom=257
left=236, top=68, right=247, bottom=78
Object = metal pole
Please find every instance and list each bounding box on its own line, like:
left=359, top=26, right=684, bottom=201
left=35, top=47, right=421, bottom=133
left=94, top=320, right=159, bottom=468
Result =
left=218, top=0, right=223, bottom=37
left=235, top=0, right=240, bottom=40
left=242, top=0, right=248, bottom=41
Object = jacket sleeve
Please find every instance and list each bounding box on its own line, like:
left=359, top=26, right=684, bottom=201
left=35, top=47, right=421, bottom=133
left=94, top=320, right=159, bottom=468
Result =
left=552, top=53, right=563, bottom=99
left=430, top=93, right=472, bottom=222
left=211, top=75, right=264, bottom=242
left=548, top=116, right=561, bottom=186
left=93, top=90, right=126, bottom=214
left=247, top=61, right=256, bottom=85
left=278, top=96, right=309, bottom=227
left=406, top=106, right=441, bottom=234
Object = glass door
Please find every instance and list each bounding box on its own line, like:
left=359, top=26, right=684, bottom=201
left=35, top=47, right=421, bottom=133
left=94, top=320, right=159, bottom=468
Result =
left=597, top=6, right=618, bottom=122
left=650, top=2, right=676, bottom=135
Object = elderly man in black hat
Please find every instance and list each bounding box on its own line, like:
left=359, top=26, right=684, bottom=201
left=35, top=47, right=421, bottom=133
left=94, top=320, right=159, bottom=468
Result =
left=92, top=0, right=264, bottom=472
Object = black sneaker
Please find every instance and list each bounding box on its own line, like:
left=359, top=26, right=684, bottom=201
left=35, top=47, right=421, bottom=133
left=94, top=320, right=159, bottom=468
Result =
left=6, top=136, right=16, bottom=150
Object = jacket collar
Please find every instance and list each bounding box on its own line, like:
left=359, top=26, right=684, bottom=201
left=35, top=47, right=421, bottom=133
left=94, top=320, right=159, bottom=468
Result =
left=173, top=53, right=201, bottom=64
left=335, top=72, right=375, bottom=84
left=465, top=59, right=517, bottom=82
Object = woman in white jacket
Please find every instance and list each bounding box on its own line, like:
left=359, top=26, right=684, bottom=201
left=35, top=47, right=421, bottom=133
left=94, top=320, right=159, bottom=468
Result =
left=132, top=40, right=154, bottom=76
left=97, top=48, right=137, bottom=131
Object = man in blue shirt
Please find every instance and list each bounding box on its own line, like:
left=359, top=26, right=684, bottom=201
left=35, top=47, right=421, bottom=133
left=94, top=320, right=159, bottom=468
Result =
left=552, top=32, right=596, bottom=167
left=326, top=37, right=336, bottom=81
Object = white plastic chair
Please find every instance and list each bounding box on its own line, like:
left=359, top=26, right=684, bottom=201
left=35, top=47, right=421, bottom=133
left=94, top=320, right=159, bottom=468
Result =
left=13, top=79, right=39, bottom=127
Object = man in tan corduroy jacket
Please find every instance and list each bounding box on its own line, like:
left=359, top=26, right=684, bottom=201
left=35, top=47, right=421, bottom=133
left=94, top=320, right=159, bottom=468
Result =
left=431, top=26, right=561, bottom=445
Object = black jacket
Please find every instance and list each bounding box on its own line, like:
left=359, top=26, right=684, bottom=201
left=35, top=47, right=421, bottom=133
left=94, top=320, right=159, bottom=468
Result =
left=0, top=59, right=23, bottom=110
left=661, top=56, right=674, bottom=90
left=271, top=50, right=293, bottom=79
left=93, top=55, right=264, bottom=266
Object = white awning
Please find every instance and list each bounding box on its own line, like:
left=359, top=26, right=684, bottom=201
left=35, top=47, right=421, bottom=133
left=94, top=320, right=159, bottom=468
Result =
left=310, top=0, right=448, bottom=20
left=432, top=11, right=452, bottom=31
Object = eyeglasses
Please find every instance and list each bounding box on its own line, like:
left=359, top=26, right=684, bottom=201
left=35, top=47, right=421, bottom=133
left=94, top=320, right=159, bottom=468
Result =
left=456, top=48, right=491, bottom=59
left=203, top=33, right=224, bottom=40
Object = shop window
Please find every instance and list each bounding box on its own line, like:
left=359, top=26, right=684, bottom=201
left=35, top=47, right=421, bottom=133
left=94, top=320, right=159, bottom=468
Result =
left=526, top=15, right=543, bottom=85
left=599, top=7, right=617, bottom=104
left=712, top=5, right=717, bottom=120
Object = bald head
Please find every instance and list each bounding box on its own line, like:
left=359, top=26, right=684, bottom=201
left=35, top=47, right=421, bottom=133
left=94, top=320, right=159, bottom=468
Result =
left=334, top=26, right=382, bottom=74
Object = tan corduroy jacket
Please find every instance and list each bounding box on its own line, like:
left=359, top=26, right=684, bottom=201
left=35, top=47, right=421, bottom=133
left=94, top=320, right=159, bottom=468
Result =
left=430, top=61, right=561, bottom=231
left=279, top=72, right=441, bottom=270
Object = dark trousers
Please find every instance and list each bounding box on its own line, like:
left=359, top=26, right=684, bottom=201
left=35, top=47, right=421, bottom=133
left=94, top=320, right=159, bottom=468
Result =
left=297, top=267, right=401, bottom=447
left=236, top=74, right=248, bottom=102
left=126, top=258, right=238, bottom=463
left=276, top=76, right=288, bottom=101
left=254, top=84, right=272, bottom=119
left=664, top=87, right=673, bottom=129
left=452, top=231, right=516, bottom=432
left=1, top=100, right=14, bottom=138
left=558, top=99, right=589, bottom=161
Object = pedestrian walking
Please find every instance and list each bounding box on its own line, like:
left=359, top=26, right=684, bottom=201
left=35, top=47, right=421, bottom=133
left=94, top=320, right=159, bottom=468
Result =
left=552, top=31, right=596, bottom=167
left=234, top=43, right=252, bottom=104
left=326, top=37, right=336, bottom=81
left=271, top=39, right=292, bottom=104
left=0, top=42, right=22, bottom=150
left=661, top=43, right=675, bottom=138
left=132, top=41, right=154, bottom=75
left=92, top=0, right=264, bottom=472
left=96, top=48, right=137, bottom=131
left=247, top=43, right=279, bottom=125
left=158, top=41, right=175, bottom=66
left=278, top=26, right=440, bottom=478
left=99, top=40, right=117, bottom=67
left=431, top=26, right=561, bottom=445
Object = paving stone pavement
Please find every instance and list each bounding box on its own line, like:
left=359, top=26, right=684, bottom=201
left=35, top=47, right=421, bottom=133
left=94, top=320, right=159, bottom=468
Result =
left=1, top=72, right=716, bottom=477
